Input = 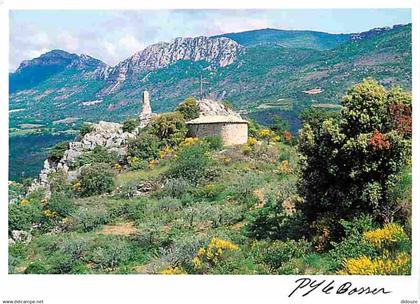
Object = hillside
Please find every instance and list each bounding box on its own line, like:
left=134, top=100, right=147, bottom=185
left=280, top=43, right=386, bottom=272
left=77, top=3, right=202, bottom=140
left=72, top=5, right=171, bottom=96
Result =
left=213, top=28, right=351, bottom=49
left=8, top=81, right=412, bottom=275
left=8, top=24, right=412, bottom=180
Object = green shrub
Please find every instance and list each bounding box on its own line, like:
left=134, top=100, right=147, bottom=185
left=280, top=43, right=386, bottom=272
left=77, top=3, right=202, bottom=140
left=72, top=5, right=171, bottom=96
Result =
left=25, top=261, right=49, bottom=274
left=168, top=143, right=212, bottom=185
left=8, top=182, right=26, bottom=204
left=80, top=123, right=93, bottom=136
left=79, top=163, right=115, bottom=197
left=9, top=242, right=28, bottom=273
left=47, top=192, right=75, bottom=217
left=117, top=182, right=138, bottom=199
left=47, top=169, right=71, bottom=194
left=195, top=183, right=225, bottom=200
left=155, top=197, right=183, bottom=213
left=222, top=100, right=233, bottom=110
left=270, top=115, right=289, bottom=135
left=73, top=145, right=119, bottom=168
left=257, top=239, right=311, bottom=272
left=158, top=234, right=207, bottom=270
left=161, top=177, right=191, bottom=199
left=327, top=215, right=378, bottom=270
left=176, top=96, right=200, bottom=121
left=108, top=199, right=145, bottom=221
left=70, top=206, right=110, bottom=232
left=47, top=141, right=69, bottom=163
left=26, top=188, right=45, bottom=204
left=203, top=136, right=223, bottom=151
left=127, top=132, right=160, bottom=161
left=89, top=237, right=131, bottom=270
left=122, top=118, right=139, bottom=133
left=9, top=201, right=42, bottom=234
left=227, top=172, right=261, bottom=205
left=49, top=253, right=80, bottom=274
left=60, top=236, right=89, bottom=260
left=248, top=119, right=263, bottom=138
left=220, top=204, right=247, bottom=226
left=244, top=189, right=308, bottom=241
left=150, top=112, right=187, bottom=147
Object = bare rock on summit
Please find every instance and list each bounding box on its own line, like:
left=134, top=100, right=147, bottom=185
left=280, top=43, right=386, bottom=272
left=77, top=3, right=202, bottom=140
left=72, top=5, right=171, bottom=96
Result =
left=99, top=36, right=242, bottom=94
left=197, top=99, right=241, bottom=118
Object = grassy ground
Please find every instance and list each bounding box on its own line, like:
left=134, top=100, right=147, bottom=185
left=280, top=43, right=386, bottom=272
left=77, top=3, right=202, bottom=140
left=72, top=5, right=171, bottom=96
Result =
left=9, top=139, right=411, bottom=275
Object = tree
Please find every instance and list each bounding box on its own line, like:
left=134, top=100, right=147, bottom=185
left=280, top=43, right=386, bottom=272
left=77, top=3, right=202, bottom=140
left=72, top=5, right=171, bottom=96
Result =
left=168, top=143, right=212, bottom=185
left=122, top=118, right=139, bottom=133
left=127, top=132, right=160, bottom=161
left=298, top=79, right=411, bottom=232
left=150, top=112, right=188, bottom=147
left=176, top=96, right=200, bottom=121
left=80, top=123, right=93, bottom=136
left=270, top=115, right=289, bottom=135
left=79, top=163, right=115, bottom=197
left=47, top=141, right=69, bottom=163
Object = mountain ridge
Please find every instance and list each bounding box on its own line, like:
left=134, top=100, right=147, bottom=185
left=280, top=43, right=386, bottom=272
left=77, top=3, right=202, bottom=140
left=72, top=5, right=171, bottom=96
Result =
left=9, top=24, right=412, bottom=130
left=97, top=36, right=242, bottom=95
left=8, top=23, right=412, bottom=181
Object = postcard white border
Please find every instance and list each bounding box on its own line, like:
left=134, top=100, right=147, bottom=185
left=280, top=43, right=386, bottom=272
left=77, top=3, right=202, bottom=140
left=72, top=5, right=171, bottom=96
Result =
left=0, top=0, right=418, bottom=303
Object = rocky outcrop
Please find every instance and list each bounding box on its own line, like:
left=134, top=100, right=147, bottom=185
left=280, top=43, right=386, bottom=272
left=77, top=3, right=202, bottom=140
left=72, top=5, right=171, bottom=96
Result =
left=99, top=36, right=242, bottom=94
left=29, top=98, right=243, bottom=196
left=9, top=230, right=32, bottom=245
left=197, top=99, right=241, bottom=118
left=30, top=120, right=148, bottom=196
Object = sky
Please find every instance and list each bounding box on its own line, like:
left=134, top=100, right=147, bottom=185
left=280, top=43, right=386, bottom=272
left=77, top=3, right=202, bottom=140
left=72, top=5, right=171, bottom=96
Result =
left=9, top=9, right=411, bottom=71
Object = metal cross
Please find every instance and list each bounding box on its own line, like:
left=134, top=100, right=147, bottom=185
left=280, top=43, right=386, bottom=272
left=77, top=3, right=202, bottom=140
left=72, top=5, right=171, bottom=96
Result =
left=199, top=74, right=209, bottom=99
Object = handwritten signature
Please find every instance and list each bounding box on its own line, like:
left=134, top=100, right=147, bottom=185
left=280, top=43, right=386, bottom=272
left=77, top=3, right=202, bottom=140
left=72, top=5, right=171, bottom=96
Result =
left=289, top=278, right=392, bottom=297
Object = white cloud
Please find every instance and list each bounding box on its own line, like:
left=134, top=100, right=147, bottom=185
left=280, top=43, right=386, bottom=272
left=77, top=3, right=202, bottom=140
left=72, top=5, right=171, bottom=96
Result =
left=9, top=9, right=411, bottom=72
left=56, top=32, right=80, bottom=52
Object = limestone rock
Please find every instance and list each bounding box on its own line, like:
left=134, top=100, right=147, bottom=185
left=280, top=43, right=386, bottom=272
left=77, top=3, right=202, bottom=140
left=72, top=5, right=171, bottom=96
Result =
left=11, top=230, right=32, bottom=244
left=30, top=115, right=154, bottom=194
left=197, top=99, right=241, bottom=118
left=99, top=36, right=242, bottom=94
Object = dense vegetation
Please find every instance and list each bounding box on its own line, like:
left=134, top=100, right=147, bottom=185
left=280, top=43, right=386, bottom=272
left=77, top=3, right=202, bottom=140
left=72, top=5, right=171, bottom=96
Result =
left=8, top=24, right=412, bottom=180
left=8, top=80, right=411, bottom=275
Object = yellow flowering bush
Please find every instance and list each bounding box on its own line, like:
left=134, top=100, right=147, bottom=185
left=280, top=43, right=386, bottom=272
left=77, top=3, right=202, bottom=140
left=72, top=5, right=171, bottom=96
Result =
left=278, top=160, right=290, bottom=174
left=223, top=157, right=232, bottom=165
left=158, top=146, right=174, bottom=159
left=20, top=199, right=30, bottom=206
left=247, top=137, right=257, bottom=146
left=72, top=181, right=81, bottom=192
left=127, top=156, right=141, bottom=168
left=258, top=129, right=271, bottom=138
left=160, top=267, right=187, bottom=275
left=196, top=183, right=224, bottom=199
left=113, top=163, right=122, bottom=171
left=192, top=256, right=202, bottom=269
left=272, top=135, right=281, bottom=142
left=181, top=137, right=200, bottom=147
left=192, top=238, right=239, bottom=273
left=148, top=159, right=158, bottom=170
left=338, top=252, right=410, bottom=275
left=338, top=223, right=411, bottom=275
left=363, top=223, right=409, bottom=250
left=42, top=209, right=57, bottom=218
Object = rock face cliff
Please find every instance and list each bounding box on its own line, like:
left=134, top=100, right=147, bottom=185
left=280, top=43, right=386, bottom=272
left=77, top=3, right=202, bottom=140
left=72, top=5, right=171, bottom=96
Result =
left=99, top=36, right=242, bottom=94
